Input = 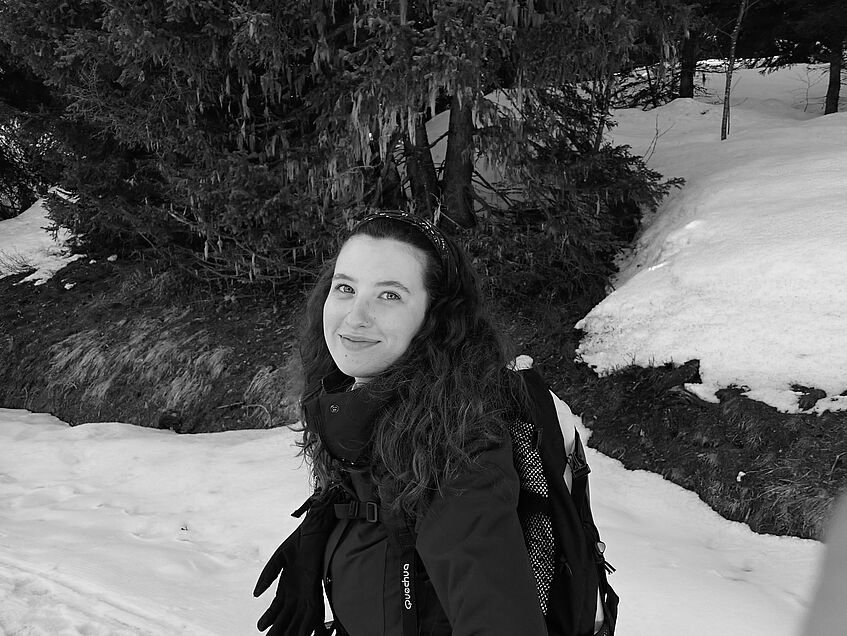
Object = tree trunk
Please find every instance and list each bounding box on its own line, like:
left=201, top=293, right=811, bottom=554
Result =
left=644, top=65, right=659, bottom=109
left=403, top=116, right=440, bottom=218
left=824, top=38, right=843, bottom=115
left=721, top=0, right=748, bottom=141
left=440, top=93, right=476, bottom=228
left=592, top=0, right=620, bottom=151
left=374, top=150, right=405, bottom=209
left=679, top=31, right=698, bottom=99
left=593, top=71, right=615, bottom=152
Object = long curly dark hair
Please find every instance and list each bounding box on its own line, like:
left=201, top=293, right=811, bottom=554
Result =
left=298, top=213, right=529, bottom=515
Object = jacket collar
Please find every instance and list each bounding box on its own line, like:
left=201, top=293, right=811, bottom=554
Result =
left=320, top=368, right=355, bottom=394
left=305, top=370, right=398, bottom=467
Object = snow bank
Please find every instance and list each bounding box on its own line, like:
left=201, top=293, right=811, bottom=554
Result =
left=577, top=65, right=847, bottom=412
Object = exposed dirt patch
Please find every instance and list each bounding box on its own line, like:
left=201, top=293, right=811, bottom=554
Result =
left=2, top=261, right=845, bottom=539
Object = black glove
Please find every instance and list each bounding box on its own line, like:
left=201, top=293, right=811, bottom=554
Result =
left=254, top=490, right=339, bottom=636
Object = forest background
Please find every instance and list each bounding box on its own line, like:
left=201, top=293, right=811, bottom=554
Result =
left=1, top=0, right=846, bottom=541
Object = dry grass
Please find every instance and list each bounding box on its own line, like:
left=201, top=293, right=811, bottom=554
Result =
left=47, top=309, right=232, bottom=421
left=0, top=249, right=35, bottom=276
left=562, top=362, right=847, bottom=540
left=242, top=355, right=301, bottom=428
left=750, top=482, right=834, bottom=538
left=1, top=256, right=302, bottom=432
left=114, top=267, right=195, bottom=305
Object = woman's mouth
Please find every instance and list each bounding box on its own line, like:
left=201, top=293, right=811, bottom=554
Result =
left=339, top=334, right=379, bottom=350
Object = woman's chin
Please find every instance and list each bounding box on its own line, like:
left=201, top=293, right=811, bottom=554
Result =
left=334, top=362, right=381, bottom=381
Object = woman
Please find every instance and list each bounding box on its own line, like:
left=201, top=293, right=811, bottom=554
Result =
left=255, top=210, right=548, bottom=636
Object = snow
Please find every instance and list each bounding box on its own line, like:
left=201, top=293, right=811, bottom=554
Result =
left=0, top=405, right=821, bottom=635
left=0, top=63, right=841, bottom=634
left=0, top=409, right=312, bottom=635
left=0, top=197, right=82, bottom=285
left=576, top=64, right=847, bottom=413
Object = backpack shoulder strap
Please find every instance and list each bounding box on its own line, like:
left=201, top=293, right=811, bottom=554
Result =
left=333, top=488, right=419, bottom=636
left=381, top=507, right=419, bottom=636
left=519, top=366, right=595, bottom=500
left=519, top=368, right=572, bottom=485
left=569, top=429, right=591, bottom=512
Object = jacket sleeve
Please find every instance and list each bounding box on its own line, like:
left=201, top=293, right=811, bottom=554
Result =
left=414, top=437, right=548, bottom=636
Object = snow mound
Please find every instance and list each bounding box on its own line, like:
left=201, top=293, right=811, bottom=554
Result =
left=577, top=66, right=847, bottom=412
left=0, top=198, right=83, bottom=284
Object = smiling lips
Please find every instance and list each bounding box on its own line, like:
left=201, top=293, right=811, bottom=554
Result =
left=339, top=334, right=379, bottom=350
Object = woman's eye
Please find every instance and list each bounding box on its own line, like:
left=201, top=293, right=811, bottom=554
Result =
left=380, top=291, right=401, bottom=301
left=335, top=283, right=354, bottom=294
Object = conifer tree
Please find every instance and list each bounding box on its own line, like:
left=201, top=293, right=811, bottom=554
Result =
left=0, top=49, right=62, bottom=218
left=0, top=0, right=676, bottom=297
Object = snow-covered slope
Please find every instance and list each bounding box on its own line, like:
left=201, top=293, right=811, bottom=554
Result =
left=0, top=405, right=819, bottom=635
left=576, top=64, right=847, bottom=413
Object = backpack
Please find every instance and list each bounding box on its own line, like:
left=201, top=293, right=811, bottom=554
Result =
left=516, top=367, right=619, bottom=636
left=332, top=367, right=619, bottom=636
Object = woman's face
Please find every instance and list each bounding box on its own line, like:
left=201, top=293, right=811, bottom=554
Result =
left=323, top=235, right=430, bottom=383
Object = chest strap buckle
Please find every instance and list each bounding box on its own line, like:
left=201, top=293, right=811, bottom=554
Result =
left=334, top=500, right=380, bottom=523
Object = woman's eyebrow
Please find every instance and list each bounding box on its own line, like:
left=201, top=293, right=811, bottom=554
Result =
left=333, top=273, right=411, bottom=294
left=377, top=280, right=411, bottom=294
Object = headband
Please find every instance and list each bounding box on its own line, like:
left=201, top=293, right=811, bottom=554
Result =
left=352, top=211, right=458, bottom=292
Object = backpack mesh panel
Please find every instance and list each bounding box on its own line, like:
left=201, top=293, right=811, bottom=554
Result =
left=511, top=419, right=556, bottom=615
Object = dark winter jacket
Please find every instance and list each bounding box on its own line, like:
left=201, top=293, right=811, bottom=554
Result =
left=305, top=375, right=548, bottom=636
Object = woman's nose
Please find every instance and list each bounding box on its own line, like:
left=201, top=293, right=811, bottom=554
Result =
left=344, top=296, right=372, bottom=327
